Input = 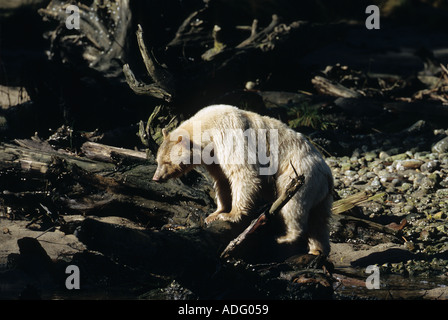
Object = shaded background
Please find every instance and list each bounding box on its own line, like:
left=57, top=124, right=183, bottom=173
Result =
left=1, top=0, right=448, bottom=148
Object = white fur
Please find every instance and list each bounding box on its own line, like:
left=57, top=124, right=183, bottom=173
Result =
left=166, top=105, right=333, bottom=255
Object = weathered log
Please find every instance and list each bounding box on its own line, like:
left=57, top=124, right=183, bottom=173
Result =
left=384, top=101, right=448, bottom=118
left=0, top=139, right=214, bottom=227
left=2, top=139, right=113, bottom=174
left=81, top=141, right=147, bottom=163
left=311, top=75, right=362, bottom=98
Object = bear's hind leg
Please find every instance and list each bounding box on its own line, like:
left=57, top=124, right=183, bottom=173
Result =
left=276, top=196, right=306, bottom=244
left=306, top=193, right=332, bottom=256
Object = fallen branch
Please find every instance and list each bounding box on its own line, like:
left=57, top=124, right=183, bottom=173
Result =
left=332, top=191, right=384, bottom=215
left=122, top=64, right=172, bottom=101
left=332, top=191, right=406, bottom=237
left=340, top=215, right=405, bottom=237
left=122, top=24, right=174, bottom=102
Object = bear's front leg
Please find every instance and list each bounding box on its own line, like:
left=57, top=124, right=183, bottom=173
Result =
left=207, top=166, right=260, bottom=224
left=204, top=164, right=232, bottom=224
left=205, top=165, right=261, bottom=223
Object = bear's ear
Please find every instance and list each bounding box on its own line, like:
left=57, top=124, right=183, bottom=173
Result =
left=177, top=134, right=191, bottom=149
left=162, top=128, right=168, bottom=139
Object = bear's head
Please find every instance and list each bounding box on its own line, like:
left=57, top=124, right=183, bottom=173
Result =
left=152, top=128, right=195, bottom=182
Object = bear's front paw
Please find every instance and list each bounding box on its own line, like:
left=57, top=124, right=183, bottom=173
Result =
left=204, top=211, right=221, bottom=224
left=205, top=210, right=243, bottom=224
left=218, top=211, right=242, bottom=223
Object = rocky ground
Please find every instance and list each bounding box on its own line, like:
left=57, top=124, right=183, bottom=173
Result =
left=325, top=122, right=448, bottom=299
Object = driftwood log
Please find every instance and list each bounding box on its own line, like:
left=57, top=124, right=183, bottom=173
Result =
left=311, top=75, right=362, bottom=99
left=0, top=137, right=213, bottom=227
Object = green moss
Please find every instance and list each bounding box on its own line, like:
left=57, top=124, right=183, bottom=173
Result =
left=287, top=102, right=333, bottom=131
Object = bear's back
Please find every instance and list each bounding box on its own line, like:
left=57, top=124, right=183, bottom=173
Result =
left=182, top=104, right=314, bottom=150
left=187, top=104, right=289, bottom=132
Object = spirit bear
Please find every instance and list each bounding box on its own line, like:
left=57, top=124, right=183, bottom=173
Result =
left=152, top=105, right=333, bottom=255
